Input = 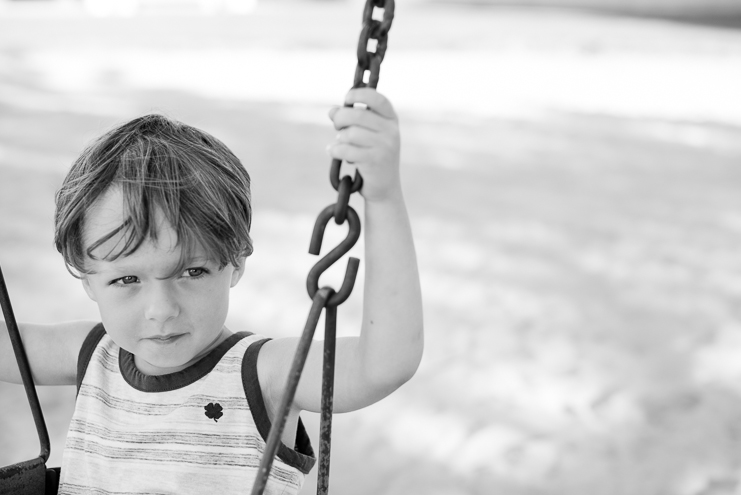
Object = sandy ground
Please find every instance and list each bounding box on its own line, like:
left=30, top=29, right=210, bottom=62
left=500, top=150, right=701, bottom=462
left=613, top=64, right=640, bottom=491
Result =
left=1, top=1, right=741, bottom=494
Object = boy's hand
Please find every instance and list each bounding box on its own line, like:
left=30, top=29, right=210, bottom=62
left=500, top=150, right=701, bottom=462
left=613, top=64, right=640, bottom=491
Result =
left=326, top=88, right=401, bottom=203
left=261, top=87, right=422, bottom=420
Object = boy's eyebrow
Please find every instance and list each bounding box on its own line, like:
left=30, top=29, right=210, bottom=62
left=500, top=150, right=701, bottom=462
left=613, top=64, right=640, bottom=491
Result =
left=154, top=257, right=218, bottom=280
left=91, top=255, right=214, bottom=276
left=181, top=255, right=211, bottom=264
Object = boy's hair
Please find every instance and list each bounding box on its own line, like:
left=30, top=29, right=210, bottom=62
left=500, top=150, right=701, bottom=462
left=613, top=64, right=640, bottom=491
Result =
left=54, top=114, right=253, bottom=278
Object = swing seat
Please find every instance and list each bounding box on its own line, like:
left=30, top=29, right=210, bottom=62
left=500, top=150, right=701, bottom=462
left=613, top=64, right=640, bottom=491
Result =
left=0, top=457, right=59, bottom=495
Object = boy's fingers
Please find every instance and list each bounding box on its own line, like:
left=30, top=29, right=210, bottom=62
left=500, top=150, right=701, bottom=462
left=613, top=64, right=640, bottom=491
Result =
left=326, top=142, right=368, bottom=164
left=336, top=127, right=376, bottom=147
left=344, top=88, right=397, bottom=120
left=330, top=107, right=385, bottom=132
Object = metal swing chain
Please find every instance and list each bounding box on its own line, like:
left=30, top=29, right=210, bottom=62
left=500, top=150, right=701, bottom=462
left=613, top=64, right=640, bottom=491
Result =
left=250, top=1, right=394, bottom=494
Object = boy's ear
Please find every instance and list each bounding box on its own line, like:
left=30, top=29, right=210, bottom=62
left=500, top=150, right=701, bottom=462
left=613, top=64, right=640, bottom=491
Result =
left=81, top=276, right=98, bottom=302
left=230, top=258, right=247, bottom=288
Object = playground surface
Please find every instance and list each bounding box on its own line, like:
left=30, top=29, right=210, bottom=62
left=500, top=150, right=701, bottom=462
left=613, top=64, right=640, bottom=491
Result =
left=1, top=1, right=741, bottom=494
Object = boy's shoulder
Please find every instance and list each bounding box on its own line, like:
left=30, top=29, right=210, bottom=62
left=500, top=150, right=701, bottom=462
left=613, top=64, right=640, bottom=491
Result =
left=10, top=320, right=99, bottom=386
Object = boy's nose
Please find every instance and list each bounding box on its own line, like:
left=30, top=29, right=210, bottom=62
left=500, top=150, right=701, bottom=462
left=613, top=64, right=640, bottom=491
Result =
left=144, top=284, right=180, bottom=322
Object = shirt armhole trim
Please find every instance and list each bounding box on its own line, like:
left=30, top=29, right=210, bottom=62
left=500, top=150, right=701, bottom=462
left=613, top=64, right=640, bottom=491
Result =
left=242, top=338, right=317, bottom=475
left=76, top=322, right=107, bottom=397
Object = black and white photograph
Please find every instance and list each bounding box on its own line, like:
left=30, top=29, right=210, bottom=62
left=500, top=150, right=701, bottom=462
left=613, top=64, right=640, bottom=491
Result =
left=1, top=0, right=741, bottom=494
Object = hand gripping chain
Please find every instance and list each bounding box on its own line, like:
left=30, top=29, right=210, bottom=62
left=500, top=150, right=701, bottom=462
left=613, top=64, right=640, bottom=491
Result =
left=250, top=1, right=394, bottom=494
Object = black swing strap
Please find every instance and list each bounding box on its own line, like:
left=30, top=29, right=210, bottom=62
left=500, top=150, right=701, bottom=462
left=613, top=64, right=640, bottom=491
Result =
left=250, top=1, right=395, bottom=494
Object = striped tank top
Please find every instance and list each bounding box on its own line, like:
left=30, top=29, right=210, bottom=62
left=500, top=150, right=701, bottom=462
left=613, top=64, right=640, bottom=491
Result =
left=58, top=324, right=315, bottom=495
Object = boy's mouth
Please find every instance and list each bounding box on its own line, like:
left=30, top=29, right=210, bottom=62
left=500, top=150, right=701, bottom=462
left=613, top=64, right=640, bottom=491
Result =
left=147, top=333, right=186, bottom=344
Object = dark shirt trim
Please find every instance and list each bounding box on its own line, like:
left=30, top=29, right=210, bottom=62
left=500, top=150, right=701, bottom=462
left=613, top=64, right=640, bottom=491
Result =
left=243, top=339, right=316, bottom=474
left=119, top=331, right=253, bottom=393
left=76, top=323, right=107, bottom=396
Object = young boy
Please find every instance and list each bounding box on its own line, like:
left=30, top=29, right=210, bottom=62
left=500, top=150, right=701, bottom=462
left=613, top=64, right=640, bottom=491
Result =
left=0, top=88, right=423, bottom=495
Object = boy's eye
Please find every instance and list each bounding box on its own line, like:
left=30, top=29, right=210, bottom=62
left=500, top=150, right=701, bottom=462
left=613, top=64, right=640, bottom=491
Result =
left=184, top=267, right=208, bottom=278
left=112, top=276, right=139, bottom=285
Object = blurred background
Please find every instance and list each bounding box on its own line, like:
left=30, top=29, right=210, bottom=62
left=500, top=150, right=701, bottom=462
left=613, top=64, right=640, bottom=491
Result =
left=1, top=0, right=741, bottom=493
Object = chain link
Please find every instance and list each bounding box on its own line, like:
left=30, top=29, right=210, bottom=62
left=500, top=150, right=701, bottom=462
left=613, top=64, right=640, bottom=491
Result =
left=355, top=0, right=395, bottom=89
left=332, top=0, right=394, bottom=228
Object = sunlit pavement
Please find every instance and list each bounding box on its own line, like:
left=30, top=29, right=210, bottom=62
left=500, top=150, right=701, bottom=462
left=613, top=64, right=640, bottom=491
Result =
left=1, top=2, right=741, bottom=494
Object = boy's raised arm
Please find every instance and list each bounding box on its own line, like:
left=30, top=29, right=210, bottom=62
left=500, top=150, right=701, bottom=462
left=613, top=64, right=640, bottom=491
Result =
left=0, top=320, right=97, bottom=386
left=260, top=88, right=423, bottom=414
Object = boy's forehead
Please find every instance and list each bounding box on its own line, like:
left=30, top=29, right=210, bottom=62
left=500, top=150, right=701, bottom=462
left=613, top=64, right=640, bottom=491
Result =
left=83, top=186, right=177, bottom=255
left=83, top=187, right=127, bottom=241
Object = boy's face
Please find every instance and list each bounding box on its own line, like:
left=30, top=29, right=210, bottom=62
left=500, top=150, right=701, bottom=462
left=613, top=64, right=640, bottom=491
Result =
left=80, top=186, right=245, bottom=376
